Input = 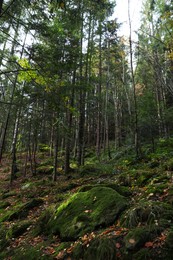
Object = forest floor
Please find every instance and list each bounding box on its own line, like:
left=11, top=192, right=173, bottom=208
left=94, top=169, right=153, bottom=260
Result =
left=1, top=139, right=173, bottom=259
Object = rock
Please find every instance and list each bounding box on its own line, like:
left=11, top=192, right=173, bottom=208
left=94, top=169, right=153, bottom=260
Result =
left=47, top=186, right=128, bottom=240
left=73, top=237, right=117, bottom=260
left=0, top=201, right=10, bottom=209
left=0, top=198, right=43, bottom=222
left=6, top=220, right=32, bottom=239
left=124, top=227, right=150, bottom=250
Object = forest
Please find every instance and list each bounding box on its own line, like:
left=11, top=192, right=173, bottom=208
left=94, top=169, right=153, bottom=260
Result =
left=0, top=0, right=173, bottom=259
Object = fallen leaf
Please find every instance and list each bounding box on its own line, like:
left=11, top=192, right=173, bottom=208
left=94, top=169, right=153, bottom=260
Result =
left=116, top=252, right=122, bottom=258
left=55, top=251, right=65, bottom=259
left=44, top=246, right=56, bottom=255
left=129, top=238, right=136, bottom=244
left=116, top=242, right=121, bottom=249
left=67, top=246, right=74, bottom=254
left=84, top=209, right=92, bottom=213
left=145, top=241, right=153, bottom=248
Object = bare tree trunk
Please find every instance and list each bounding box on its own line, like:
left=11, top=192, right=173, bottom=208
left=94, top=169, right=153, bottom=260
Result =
left=77, top=10, right=85, bottom=166
left=53, top=125, right=58, bottom=181
left=0, top=0, right=3, bottom=14
left=128, top=0, right=140, bottom=157
left=64, top=70, right=75, bottom=173
left=0, top=28, right=27, bottom=163
left=96, top=22, right=102, bottom=160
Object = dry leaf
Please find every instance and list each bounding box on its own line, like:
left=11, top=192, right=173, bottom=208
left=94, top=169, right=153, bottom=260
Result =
left=67, top=246, right=74, bottom=254
left=84, top=209, right=92, bottom=213
left=55, top=251, right=65, bottom=259
left=116, top=242, right=121, bottom=249
left=145, top=241, right=153, bottom=248
left=44, top=246, right=56, bottom=255
left=129, top=238, right=136, bottom=244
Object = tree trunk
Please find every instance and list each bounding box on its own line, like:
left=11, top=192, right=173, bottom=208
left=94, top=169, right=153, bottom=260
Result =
left=128, top=0, right=140, bottom=157
left=96, top=22, right=102, bottom=160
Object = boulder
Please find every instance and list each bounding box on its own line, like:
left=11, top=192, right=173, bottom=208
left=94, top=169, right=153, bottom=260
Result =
left=47, top=186, right=128, bottom=240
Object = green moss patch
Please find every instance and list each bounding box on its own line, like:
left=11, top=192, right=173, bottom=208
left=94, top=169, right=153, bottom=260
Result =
left=47, top=187, right=128, bottom=240
left=0, top=198, right=43, bottom=222
left=0, top=201, right=10, bottom=209
left=78, top=184, right=132, bottom=197
left=121, top=201, right=173, bottom=228
left=124, top=227, right=150, bottom=250
left=73, top=237, right=117, bottom=260
left=6, top=220, right=32, bottom=239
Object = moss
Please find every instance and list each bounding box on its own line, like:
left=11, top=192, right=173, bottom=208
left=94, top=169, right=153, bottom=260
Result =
left=166, top=230, right=173, bottom=248
left=1, top=191, right=17, bottom=199
left=33, top=208, right=53, bottom=236
left=0, top=201, right=10, bottom=209
left=0, top=198, right=43, bottom=223
left=124, top=227, right=150, bottom=250
left=10, top=245, right=52, bottom=260
left=72, top=237, right=117, bottom=260
left=0, top=225, right=9, bottom=252
left=84, top=237, right=117, bottom=260
left=135, top=171, right=155, bottom=186
left=79, top=184, right=132, bottom=197
left=133, top=248, right=151, bottom=259
left=54, top=242, right=71, bottom=255
left=6, top=220, right=32, bottom=239
left=36, top=165, right=53, bottom=175
left=58, top=182, right=79, bottom=192
left=121, top=201, right=173, bottom=228
left=163, top=158, right=173, bottom=171
left=47, top=187, right=128, bottom=240
left=79, top=165, right=101, bottom=176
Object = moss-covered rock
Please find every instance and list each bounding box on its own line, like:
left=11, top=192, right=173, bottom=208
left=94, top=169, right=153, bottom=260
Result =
left=6, top=220, right=32, bottom=239
left=1, top=191, right=17, bottom=199
left=33, top=208, right=53, bottom=236
left=77, top=237, right=117, bottom=260
left=124, top=227, right=150, bottom=250
left=0, top=201, right=10, bottom=209
left=133, top=248, right=151, bottom=259
left=47, top=187, right=128, bottom=240
left=165, top=230, right=173, bottom=248
left=8, top=245, right=52, bottom=260
left=0, top=225, right=9, bottom=252
left=0, top=198, right=43, bottom=222
left=121, top=201, right=173, bottom=228
left=78, top=184, right=132, bottom=197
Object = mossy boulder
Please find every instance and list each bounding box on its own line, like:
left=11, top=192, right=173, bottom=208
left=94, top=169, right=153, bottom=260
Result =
left=1, top=191, right=17, bottom=199
left=5, top=245, right=52, bottom=260
left=124, top=227, right=150, bottom=250
left=121, top=201, right=173, bottom=228
left=0, top=225, right=9, bottom=252
left=47, top=187, right=128, bottom=240
left=133, top=248, right=151, bottom=259
left=6, top=220, right=32, bottom=239
left=166, top=230, right=173, bottom=248
left=0, top=201, right=10, bottom=209
left=73, top=237, right=117, bottom=260
left=0, top=198, right=43, bottom=222
left=78, top=184, right=131, bottom=197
